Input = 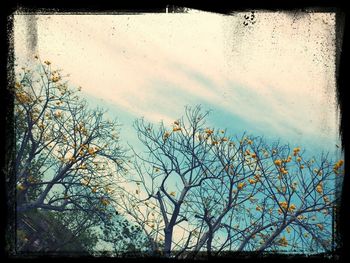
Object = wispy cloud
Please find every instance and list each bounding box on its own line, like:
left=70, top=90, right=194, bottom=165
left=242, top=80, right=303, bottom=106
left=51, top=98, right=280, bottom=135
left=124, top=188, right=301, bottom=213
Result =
left=14, top=11, right=339, bottom=151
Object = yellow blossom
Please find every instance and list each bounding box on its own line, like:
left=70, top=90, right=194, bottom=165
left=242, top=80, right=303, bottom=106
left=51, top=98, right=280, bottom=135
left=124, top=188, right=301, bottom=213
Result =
left=17, top=184, right=26, bottom=191
left=51, top=75, right=60, bottom=82
left=274, top=160, right=282, bottom=166
left=100, top=198, right=110, bottom=206
left=254, top=174, right=261, bottom=181
left=316, top=224, right=324, bottom=231
left=286, top=227, right=291, bottom=234
left=205, top=128, right=213, bottom=135
left=248, top=178, right=256, bottom=184
left=237, top=182, right=246, bottom=190
left=278, top=236, right=288, bottom=247
left=279, top=167, right=288, bottom=175
left=81, top=179, right=89, bottom=186
left=333, top=159, right=344, bottom=171
left=293, top=147, right=301, bottom=156
left=279, top=201, right=288, bottom=210
left=316, top=184, right=323, bottom=194
left=163, top=131, right=170, bottom=140
left=288, top=204, right=296, bottom=212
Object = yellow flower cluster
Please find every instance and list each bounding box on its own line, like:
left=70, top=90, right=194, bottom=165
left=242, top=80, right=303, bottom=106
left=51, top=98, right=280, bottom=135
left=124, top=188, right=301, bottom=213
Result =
left=172, top=120, right=182, bottom=132
left=79, top=164, right=87, bottom=169
left=100, top=198, right=110, bottom=206
left=286, top=226, right=291, bottom=234
left=81, top=178, right=89, bottom=186
left=254, top=174, right=261, bottom=181
left=278, top=236, right=288, bottom=247
left=211, top=140, right=218, bottom=146
left=27, top=175, right=38, bottom=183
left=316, top=223, right=324, bottom=231
left=15, top=82, right=22, bottom=89
left=314, top=168, right=323, bottom=176
left=248, top=178, right=257, bottom=184
left=323, top=196, right=330, bottom=203
left=284, top=156, right=292, bottom=163
left=293, top=147, right=301, bottom=156
left=289, top=204, right=296, bottom=212
left=278, top=202, right=296, bottom=213
left=333, top=160, right=344, bottom=174
left=237, top=182, right=246, bottom=190
left=205, top=128, right=213, bottom=135
left=279, top=201, right=288, bottom=210
left=274, top=159, right=282, bottom=166
left=163, top=131, right=170, bottom=140
left=16, top=92, right=32, bottom=104
left=51, top=72, right=61, bottom=83
left=316, top=183, right=323, bottom=194
left=88, top=147, right=98, bottom=155
left=17, top=184, right=26, bottom=191
left=54, top=111, right=62, bottom=118
left=279, top=167, right=288, bottom=175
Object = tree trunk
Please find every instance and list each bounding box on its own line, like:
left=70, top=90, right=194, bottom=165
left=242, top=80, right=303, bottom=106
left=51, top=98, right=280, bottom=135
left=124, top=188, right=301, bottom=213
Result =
left=163, top=227, right=173, bottom=257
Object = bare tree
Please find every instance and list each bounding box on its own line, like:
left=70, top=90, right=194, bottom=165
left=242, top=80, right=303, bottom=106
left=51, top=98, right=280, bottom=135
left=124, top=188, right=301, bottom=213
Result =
left=126, top=105, right=343, bottom=258
left=13, top=58, right=127, bottom=251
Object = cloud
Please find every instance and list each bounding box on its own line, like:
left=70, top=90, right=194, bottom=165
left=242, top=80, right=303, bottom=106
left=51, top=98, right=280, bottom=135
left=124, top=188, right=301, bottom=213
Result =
left=14, top=11, right=339, bottom=149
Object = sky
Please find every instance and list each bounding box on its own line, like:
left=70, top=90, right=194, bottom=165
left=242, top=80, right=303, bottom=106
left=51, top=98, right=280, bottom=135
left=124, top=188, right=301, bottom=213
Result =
left=13, top=11, right=341, bottom=158
left=13, top=10, right=342, bottom=251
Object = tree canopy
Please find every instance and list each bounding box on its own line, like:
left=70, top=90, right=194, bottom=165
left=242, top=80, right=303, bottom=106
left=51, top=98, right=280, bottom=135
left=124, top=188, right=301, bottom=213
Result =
left=120, top=105, right=343, bottom=258
left=11, top=60, right=344, bottom=258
